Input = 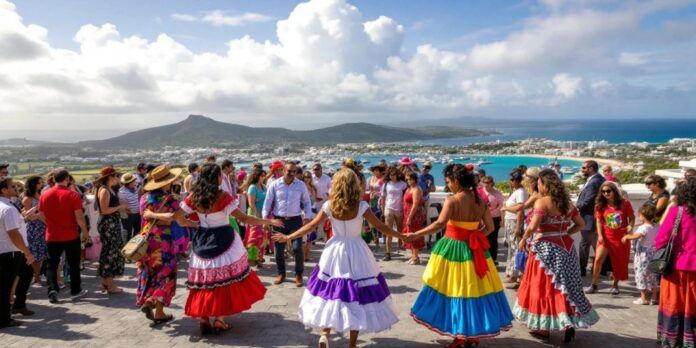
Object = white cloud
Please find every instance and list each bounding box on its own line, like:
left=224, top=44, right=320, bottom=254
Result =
left=202, top=10, right=272, bottom=27
left=171, top=10, right=272, bottom=27
left=0, top=0, right=694, bottom=131
left=553, top=73, right=583, bottom=98
left=171, top=13, right=197, bottom=22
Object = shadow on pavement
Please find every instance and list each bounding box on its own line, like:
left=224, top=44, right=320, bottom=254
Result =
left=0, top=303, right=95, bottom=340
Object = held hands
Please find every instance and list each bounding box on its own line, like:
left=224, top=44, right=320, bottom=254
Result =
left=401, top=233, right=413, bottom=243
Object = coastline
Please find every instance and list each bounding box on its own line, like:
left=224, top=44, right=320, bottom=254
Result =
left=509, top=153, right=624, bottom=167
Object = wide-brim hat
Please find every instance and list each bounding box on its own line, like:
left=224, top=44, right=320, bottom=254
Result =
left=95, top=166, right=121, bottom=183
left=399, top=157, right=415, bottom=166
left=120, top=173, right=136, bottom=185
left=143, top=165, right=183, bottom=191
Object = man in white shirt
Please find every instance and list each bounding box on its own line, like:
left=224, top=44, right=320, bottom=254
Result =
left=0, top=177, right=36, bottom=329
left=220, top=160, right=237, bottom=196
left=263, top=162, right=312, bottom=287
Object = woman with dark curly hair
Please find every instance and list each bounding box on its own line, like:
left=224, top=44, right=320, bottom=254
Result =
left=407, top=164, right=513, bottom=348
left=644, top=175, right=670, bottom=219
left=656, top=177, right=696, bottom=348
left=584, top=181, right=635, bottom=295
left=21, top=176, right=47, bottom=284
left=513, top=169, right=597, bottom=344
left=178, top=163, right=282, bottom=334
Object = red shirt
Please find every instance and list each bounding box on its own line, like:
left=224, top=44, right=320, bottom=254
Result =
left=595, top=200, right=634, bottom=237
left=39, top=185, right=83, bottom=242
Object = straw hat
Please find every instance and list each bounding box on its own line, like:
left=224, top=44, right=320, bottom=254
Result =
left=143, top=165, right=183, bottom=191
left=120, top=173, right=136, bottom=185
left=525, top=167, right=541, bottom=178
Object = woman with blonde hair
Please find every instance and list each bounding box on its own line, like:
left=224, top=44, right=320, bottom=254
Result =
left=273, top=169, right=403, bottom=348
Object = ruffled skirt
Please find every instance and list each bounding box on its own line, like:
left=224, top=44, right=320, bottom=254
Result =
left=298, top=237, right=398, bottom=333
left=185, top=232, right=266, bottom=318
left=513, top=239, right=599, bottom=331
left=411, top=236, right=514, bottom=339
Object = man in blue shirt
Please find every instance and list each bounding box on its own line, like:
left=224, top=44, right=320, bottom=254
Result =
left=418, top=161, right=436, bottom=201
left=263, top=162, right=312, bottom=287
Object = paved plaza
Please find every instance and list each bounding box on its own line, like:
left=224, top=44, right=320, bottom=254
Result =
left=1, top=241, right=658, bottom=347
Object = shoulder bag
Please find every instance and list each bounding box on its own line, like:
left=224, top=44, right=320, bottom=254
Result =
left=121, top=196, right=170, bottom=262
left=648, top=207, right=683, bottom=275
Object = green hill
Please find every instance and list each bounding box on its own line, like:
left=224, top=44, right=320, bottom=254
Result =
left=79, top=115, right=494, bottom=149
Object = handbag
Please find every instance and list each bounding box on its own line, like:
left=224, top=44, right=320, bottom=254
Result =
left=514, top=249, right=528, bottom=272
left=648, top=207, right=683, bottom=275
left=121, top=196, right=169, bottom=262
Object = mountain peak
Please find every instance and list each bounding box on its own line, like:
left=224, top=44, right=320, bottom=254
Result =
left=185, top=114, right=213, bottom=121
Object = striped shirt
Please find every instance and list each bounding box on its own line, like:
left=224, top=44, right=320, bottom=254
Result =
left=118, top=186, right=140, bottom=214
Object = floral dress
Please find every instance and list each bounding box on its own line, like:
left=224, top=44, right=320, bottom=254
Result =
left=136, top=193, right=190, bottom=307
left=26, top=197, right=48, bottom=262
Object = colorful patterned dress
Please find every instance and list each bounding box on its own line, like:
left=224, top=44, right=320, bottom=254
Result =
left=411, top=220, right=513, bottom=339
left=25, top=197, right=48, bottom=262
left=513, top=208, right=599, bottom=331
left=181, top=193, right=266, bottom=318
left=136, top=193, right=190, bottom=307
left=97, top=188, right=125, bottom=278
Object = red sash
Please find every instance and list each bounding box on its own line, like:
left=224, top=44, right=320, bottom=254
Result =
left=445, top=224, right=490, bottom=278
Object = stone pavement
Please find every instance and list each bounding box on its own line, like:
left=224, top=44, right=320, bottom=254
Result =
left=0, top=241, right=658, bottom=347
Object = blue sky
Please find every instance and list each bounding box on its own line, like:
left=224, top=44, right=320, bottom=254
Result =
left=2, top=0, right=696, bottom=138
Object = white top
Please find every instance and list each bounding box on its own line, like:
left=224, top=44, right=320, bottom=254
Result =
left=180, top=197, right=238, bottom=229
left=504, top=187, right=529, bottom=220
left=0, top=197, right=27, bottom=254
left=634, top=223, right=658, bottom=249
left=322, top=200, right=370, bottom=239
left=383, top=181, right=408, bottom=212
left=312, top=174, right=332, bottom=203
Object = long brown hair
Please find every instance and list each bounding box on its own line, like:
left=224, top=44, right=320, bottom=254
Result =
left=595, top=181, right=623, bottom=212
left=539, top=169, right=571, bottom=213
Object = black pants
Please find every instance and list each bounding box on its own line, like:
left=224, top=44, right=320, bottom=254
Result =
left=0, top=252, right=33, bottom=325
left=121, top=213, right=141, bottom=241
left=46, top=238, right=82, bottom=296
left=487, top=217, right=501, bottom=262
left=274, top=216, right=304, bottom=276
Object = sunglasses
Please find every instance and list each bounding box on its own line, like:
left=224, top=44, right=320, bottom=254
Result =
left=581, top=167, right=587, bottom=170
left=645, top=182, right=655, bottom=186
left=601, top=190, right=613, bottom=194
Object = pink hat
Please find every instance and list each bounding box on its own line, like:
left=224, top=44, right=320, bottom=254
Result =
left=399, top=157, right=415, bottom=166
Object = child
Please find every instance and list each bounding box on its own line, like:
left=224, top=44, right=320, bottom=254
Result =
left=622, top=205, right=659, bottom=305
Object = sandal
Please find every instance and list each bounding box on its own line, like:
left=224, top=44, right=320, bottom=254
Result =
left=213, top=319, right=231, bottom=334
left=199, top=318, right=213, bottom=335
left=140, top=305, right=154, bottom=320
left=529, top=330, right=550, bottom=341
left=151, top=314, right=174, bottom=326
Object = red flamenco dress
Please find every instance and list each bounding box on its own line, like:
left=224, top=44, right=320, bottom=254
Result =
left=180, top=193, right=266, bottom=318
left=513, top=208, right=599, bottom=331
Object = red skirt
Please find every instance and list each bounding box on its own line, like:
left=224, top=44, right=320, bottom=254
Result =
left=185, top=271, right=266, bottom=318
left=517, top=254, right=578, bottom=322
left=403, top=208, right=425, bottom=249
left=658, top=269, right=696, bottom=347
left=598, top=229, right=630, bottom=280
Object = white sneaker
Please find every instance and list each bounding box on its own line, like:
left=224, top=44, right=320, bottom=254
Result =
left=70, top=290, right=88, bottom=301
left=632, top=298, right=648, bottom=305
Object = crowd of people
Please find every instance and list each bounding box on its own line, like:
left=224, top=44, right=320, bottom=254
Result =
left=0, top=159, right=695, bottom=348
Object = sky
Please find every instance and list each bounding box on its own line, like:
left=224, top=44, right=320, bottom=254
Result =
left=1, top=0, right=696, bottom=141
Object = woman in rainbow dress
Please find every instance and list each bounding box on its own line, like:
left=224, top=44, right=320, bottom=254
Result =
left=405, top=164, right=513, bottom=348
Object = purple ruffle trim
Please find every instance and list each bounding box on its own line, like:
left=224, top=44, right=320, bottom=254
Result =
left=305, top=267, right=391, bottom=305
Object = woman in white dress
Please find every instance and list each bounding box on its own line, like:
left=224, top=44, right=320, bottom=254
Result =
left=273, top=169, right=403, bottom=348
